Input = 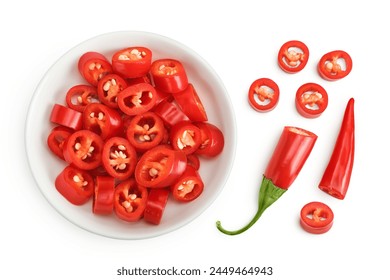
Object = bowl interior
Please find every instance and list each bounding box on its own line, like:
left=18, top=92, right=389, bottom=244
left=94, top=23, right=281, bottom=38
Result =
left=25, top=31, right=236, bottom=239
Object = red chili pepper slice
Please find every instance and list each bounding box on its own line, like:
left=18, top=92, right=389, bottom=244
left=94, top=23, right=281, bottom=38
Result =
left=97, top=73, right=128, bottom=109
left=63, top=130, right=104, bottom=170
left=50, top=104, right=83, bottom=131
left=126, top=111, right=164, bottom=152
left=300, top=201, right=334, bottom=234
left=117, top=83, right=157, bottom=116
left=318, top=98, right=355, bottom=199
left=101, top=137, right=137, bottom=180
left=47, top=126, right=73, bottom=160
left=153, top=99, right=189, bottom=127
left=78, top=51, right=113, bottom=86
left=114, top=178, right=148, bottom=222
left=317, top=50, right=352, bottom=81
left=55, top=165, right=94, bottom=205
left=295, top=82, right=328, bottom=118
left=135, top=145, right=187, bottom=188
left=150, top=59, right=188, bottom=93
left=248, top=78, right=280, bottom=112
left=216, top=126, right=317, bottom=235
left=172, top=83, right=208, bottom=122
left=93, top=176, right=115, bottom=215
left=82, top=103, right=123, bottom=140
left=170, top=121, right=202, bottom=155
left=112, top=46, right=152, bottom=78
left=171, top=165, right=204, bottom=202
left=278, top=40, right=309, bottom=73
left=65, top=84, right=99, bottom=112
left=195, top=122, right=224, bottom=157
left=144, top=188, right=170, bottom=225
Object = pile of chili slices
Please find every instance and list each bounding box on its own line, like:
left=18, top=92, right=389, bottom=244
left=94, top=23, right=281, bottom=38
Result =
left=47, top=47, right=224, bottom=225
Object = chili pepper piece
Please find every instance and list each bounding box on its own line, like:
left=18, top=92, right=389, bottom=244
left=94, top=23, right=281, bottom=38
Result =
left=318, top=98, right=355, bottom=199
left=216, top=126, right=317, bottom=235
left=300, top=201, right=334, bottom=234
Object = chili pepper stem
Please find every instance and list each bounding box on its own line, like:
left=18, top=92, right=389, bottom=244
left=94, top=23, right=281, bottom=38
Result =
left=216, top=176, right=287, bottom=235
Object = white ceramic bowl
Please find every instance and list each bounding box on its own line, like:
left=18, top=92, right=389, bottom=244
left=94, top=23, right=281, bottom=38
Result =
left=25, top=31, right=237, bottom=239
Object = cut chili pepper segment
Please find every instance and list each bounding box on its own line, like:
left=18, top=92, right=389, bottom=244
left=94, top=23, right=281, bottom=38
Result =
left=102, top=137, right=137, bottom=180
left=78, top=51, right=113, bottom=86
left=317, top=50, right=352, bottom=81
left=170, top=121, right=202, bottom=155
left=318, top=98, right=355, bottom=199
left=300, top=201, right=334, bottom=234
left=195, top=122, right=224, bottom=157
left=82, top=103, right=123, bottom=140
left=278, top=40, right=309, bottom=73
left=112, top=46, right=152, bottom=78
left=114, top=179, right=148, bottom=222
left=150, top=58, right=188, bottom=93
left=97, top=73, right=128, bottom=109
left=65, top=84, right=99, bottom=112
left=144, top=188, right=170, bottom=225
left=248, top=78, right=280, bottom=112
left=171, top=165, right=204, bottom=202
left=55, top=165, right=94, bottom=205
left=295, top=82, right=328, bottom=118
left=172, top=83, right=208, bottom=122
left=50, top=104, right=83, bottom=131
left=117, top=82, right=157, bottom=116
left=47, top=126, right=74, bottom=160
left=153, top=99, right=189, bottom=127
left=93, top=176, right=115, bottom=215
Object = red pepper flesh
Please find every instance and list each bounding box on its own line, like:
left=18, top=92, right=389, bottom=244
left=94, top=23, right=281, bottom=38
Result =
left=318, top=98, right=355, bottom=199
left=216, top=126, right=317, bottom=235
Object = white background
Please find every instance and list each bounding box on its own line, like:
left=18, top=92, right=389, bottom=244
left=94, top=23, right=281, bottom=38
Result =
left=2, top=0, right=389, bottom=279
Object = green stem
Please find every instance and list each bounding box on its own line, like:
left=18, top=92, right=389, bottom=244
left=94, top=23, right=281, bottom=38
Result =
left=216, top=176, right=287, bottom=235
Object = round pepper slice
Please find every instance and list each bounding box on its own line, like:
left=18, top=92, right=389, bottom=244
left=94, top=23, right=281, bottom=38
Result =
left=78, top=51, right=113, bottom=86
left=144, top=188, right=170, bottom=225
left=318, top=50, right=352, bottom=81
left=126, top=111, right=164, bottom=152
left=295, top=83, right=328, bottom=118
left=97, top=73, right=128, bottom=109
left=135, top=145, right=187, bottom=188
left=112, top=46, right=152, bottom=78
left=114, top=178, right=148, bottom=222
left=55, top=165, right=94, bottom=205
left=65, top=84, right=99, bottom=112
left=50, top=104, right=83, bottom=131
left=117, top=83, right=157, bottom=116
left=300, top=201, right=334, bottom=234
left=82, top=103, right=123, bottom=140
left=101, top=137, right=137, bottom=180
left=47, top=126, right=73, bottom=160
left=170, top=121, right=202, bottom=155
left=93, top=176, right=115, bottom=215
left=278, top=40, right=309, bottom=73
left=171, top=165, right=204, bottom=202
left=63, top=130, right=104, bottom=170
left=248, top=78, right=280, bottom=112
left=150, top=58, right=188, bottom=93
left=195, top=122, right=224, bottom=157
